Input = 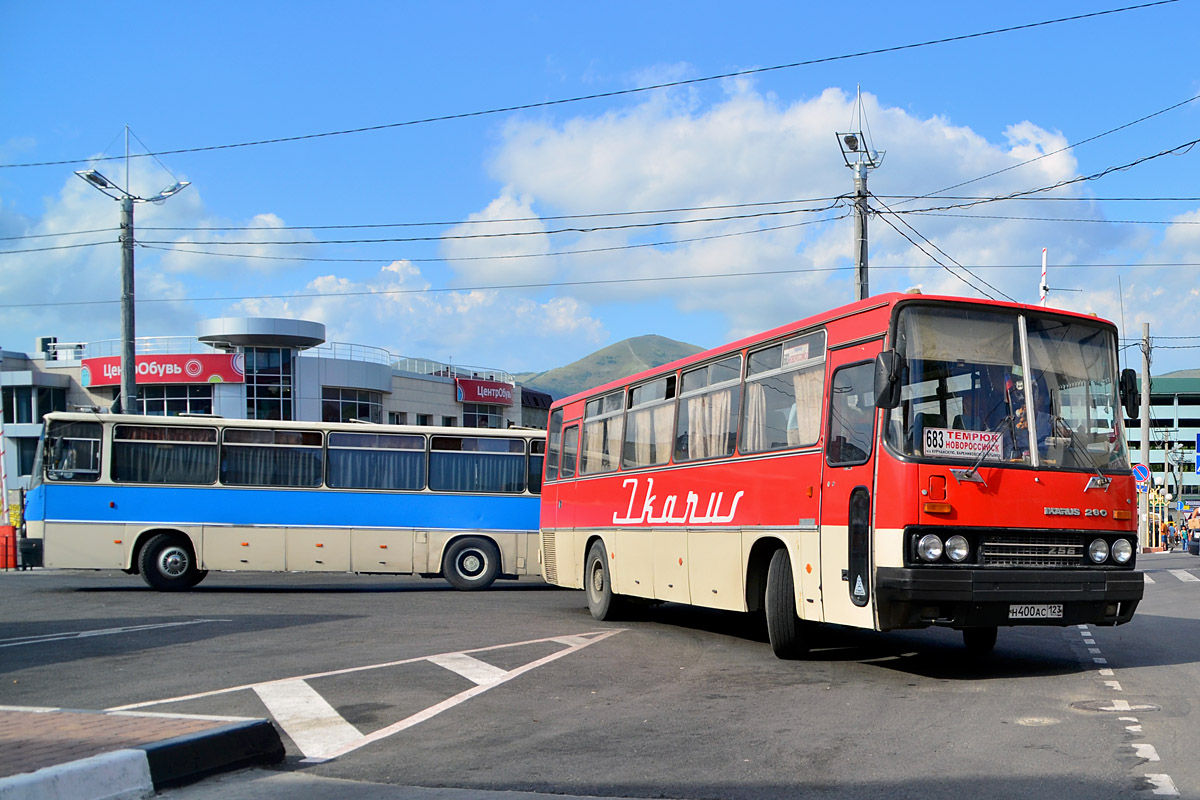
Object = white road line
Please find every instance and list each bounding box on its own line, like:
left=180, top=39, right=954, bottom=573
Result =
left=1089, top=647, right=1102, bottom=654
left=427, top=653, right=509, bottom=685
left=308, top=629, right=624, bottom=763
left=253, top=680, right=362, bottom=761
left=1168, top=570, right=1199, bottom=583
left=1132, top=743, right=1161, bottom=762
left=1144, top=574, right=1156, bottom=584
left=1104, top=680, right=1122, bottom=692
left=1100, top=668, right=1115, bottom=677
left=109, top=630, right=623, bottom=711
left=0, top=619, right=230, bottom=648
left=1144, top=774, right=1179, bottom=796
left=1094, top=657, right=1108, bottom=664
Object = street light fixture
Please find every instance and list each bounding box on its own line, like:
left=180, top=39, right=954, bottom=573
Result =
left=835, top=86, right=884, bottom=303
left=74, top=134, right=190, bottom=414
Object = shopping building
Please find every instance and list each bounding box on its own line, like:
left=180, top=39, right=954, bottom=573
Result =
left=1125, top=369, right=1200, bottom=522
left=0, top=317, right=551, bottom=495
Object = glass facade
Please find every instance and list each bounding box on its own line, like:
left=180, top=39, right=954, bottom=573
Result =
left=245, top=347, right=293, bottom=421
left=463, top=403, right=503, bottom=429
left=3, top=386, right=65, bottom=424
left=135, top=385, right=213, bottom=416
left=322, top=387, right=383, bottom=424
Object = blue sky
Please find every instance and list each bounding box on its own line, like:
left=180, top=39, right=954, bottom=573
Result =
left=2, top=1, right=1198, bottom=376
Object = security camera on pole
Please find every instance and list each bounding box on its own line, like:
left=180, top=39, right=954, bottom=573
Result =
left=836, top=86, right=884, bottom=302
left=75, top=127, right=190, bottom=414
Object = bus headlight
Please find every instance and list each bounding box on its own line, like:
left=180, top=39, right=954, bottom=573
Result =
left=1088, top=538, right=1110, bottom=564
left=918, top=534, right=943, bottom=562
left=1111, top=538, right=1133, bottom=565
left=945, top=535, right=970, bottom=563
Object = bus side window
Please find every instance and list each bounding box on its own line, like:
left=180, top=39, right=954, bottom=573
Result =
left=528, top=439, right=545, bottom=495
left=560, top=424, right=579, bottom=479
left=546, top=408, right=564, bottom=481
left=45, top=421, right=102, bottom=482
left=827, top=362, right=876, bottom=466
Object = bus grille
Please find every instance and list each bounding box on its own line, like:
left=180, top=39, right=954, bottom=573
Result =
left=979, top=534, right=1082, bottom=567
left=541, top=530, right=557, bottom=583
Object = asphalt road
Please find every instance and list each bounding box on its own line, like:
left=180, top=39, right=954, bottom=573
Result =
left=2, top=552, right=1197, bottom=800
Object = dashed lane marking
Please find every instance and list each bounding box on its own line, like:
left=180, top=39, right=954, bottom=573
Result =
left=1144, top=774, right=1179, bottom=796
left=107, top=630, right=623, bottom=762
left=0, top=619, right=230, bottom=648
left=1167, top=570, right=1199, bottom=583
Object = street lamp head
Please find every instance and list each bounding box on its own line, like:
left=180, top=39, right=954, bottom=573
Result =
left=150, top=180, right=190, bottom=203
left=76, top=169, right=112, bottom=189
left=842, top=134, right=860, bottom=152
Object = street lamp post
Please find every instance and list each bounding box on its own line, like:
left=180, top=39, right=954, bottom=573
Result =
left=75, top=151, right=189, bottom=414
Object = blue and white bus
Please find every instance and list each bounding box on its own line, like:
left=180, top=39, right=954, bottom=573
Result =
left=23, top=412, right=544, bottom=591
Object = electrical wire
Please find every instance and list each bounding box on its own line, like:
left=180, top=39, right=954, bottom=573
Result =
left=0, top=0, right=1177, bottom=170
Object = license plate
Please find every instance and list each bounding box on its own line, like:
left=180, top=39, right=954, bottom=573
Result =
left=1009, top=604, right=1063, bottom=620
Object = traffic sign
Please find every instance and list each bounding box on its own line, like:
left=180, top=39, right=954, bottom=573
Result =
left=1132, top=463, right=1150, bottom=483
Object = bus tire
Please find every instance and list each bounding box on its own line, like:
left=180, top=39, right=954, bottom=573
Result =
left=765, top=548, right=808, bottom=659
left=585, top=540, right=623, bottom=620
left=962, top=626, right=998, bottom=657
left=443, top=537, right=500, bottom=591
left=138, top=533, right=206, bottom=591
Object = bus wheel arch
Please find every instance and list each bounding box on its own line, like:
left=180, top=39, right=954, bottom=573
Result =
left=442, top=535, right=501, bottom=590
left=745, top=537, right=788, bottom=613
left=137, top=531, right=207, bottom=591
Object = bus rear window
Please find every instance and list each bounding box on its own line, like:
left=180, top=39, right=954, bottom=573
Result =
left=45, top=421, right=102, bottom=482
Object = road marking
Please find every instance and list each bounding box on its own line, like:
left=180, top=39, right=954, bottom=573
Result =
left=1099, top=668, right=1114, bottom=676
left=1145, top=774, right=1179, bottom=796
left=107, top=629, right=624, bottom=763
left=254, top=680, right=362, bottom=760
left=0, top=619, right=230, bottom=648
left=1104, top=680, right=1122, bottom=691
left=1144, top=574, right=1155, bottom=584
left=1132, top=743, right=1161, bottom=762
left=1167, top=570, right=1199, bottom=582
left=427, top=653, right=509, bottom=685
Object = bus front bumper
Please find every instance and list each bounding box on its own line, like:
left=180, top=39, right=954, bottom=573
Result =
left=874, top=567, right=1143, bottom=630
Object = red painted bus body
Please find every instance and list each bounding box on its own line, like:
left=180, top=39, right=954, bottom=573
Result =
left=539, top=292, right=1143, bottom=657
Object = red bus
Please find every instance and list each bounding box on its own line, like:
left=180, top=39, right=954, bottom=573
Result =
left=539, top=292, right=1144, bottom=657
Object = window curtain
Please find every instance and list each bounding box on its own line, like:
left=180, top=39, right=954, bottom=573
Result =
left=652, top=404, right=674, bottom=464
left=328, top=450, right=425, bottom=490
left=113, top=442, right=218, bottom=485
left=222, top=446, right=323, bottom=487
left=429, top=453, right=525, bottom=493
left=743, top=382, right=767, bottom=453
left=792, top=367, right=824, bottom=446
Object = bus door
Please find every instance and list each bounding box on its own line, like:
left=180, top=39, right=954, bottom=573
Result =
left=819, top=341, right=882, bottom=630
left=542, top=421, right=579, bottom=584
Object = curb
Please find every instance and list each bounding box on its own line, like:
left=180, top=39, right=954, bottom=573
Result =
left=0, top=716, right=284, bottom=800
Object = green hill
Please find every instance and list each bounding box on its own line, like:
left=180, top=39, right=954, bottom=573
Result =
left=520, top=335, right=704, bottom=399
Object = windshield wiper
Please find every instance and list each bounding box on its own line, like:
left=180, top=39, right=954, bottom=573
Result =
left=1051, top=415, right=1111, bottom=491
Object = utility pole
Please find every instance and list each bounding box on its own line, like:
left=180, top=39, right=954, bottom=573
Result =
left=75, top=127, right=190, bottom=414
left=1139, top=322, right=1151, bottom=549
left=837, top=87, right=884, bottom=302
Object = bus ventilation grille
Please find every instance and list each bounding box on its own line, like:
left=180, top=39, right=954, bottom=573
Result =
left=542, top=531, right=557, bottom=583
left=980, top=534, right=1082, bottom=568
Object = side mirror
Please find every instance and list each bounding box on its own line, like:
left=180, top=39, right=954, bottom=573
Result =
left=874, top=351, right=901, bottom=410
left=1119, top=368, right=1139, bottom=421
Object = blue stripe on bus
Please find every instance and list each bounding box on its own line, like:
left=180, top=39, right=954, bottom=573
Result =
left=25, top=484, right=537, bottom=530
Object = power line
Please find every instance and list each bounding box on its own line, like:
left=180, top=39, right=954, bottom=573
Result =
left=872, top=211, right=997, bottom=300
left=0, top=1, right=1177, bottom=170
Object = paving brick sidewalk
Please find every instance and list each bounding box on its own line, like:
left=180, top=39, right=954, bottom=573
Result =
left=0, top=706, right=284, bottom=795
left=0, top=708, right=225, bottom=778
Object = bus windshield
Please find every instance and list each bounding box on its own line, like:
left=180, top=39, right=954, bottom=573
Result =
left=883, top=304, right=1129, bottom=472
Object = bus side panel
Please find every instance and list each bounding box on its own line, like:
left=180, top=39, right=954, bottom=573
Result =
left=689, top=529, right=742, bottom=611
left=286, top=528, right=351, bottom=572
left=44, top=522, right=125, bottom=569
left=797, top=530, right=823, bottom=621
left=351, top=529, right=415, bottom=573
left=652, top=529, right=690, bottom=603
left=202, top=527, right=286, bottom=572
left=611, top=529, right=654, bottom=598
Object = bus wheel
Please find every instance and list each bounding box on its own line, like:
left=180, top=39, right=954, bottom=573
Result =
left=585, top=540, right=623, bottom=621
left=962, top=626, right=998, bottom=657
left=765, top=548, right=809, bottom=659
left=138, top=533, right=206, bottom=591
left=443, top=537, right=500, bottom=591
